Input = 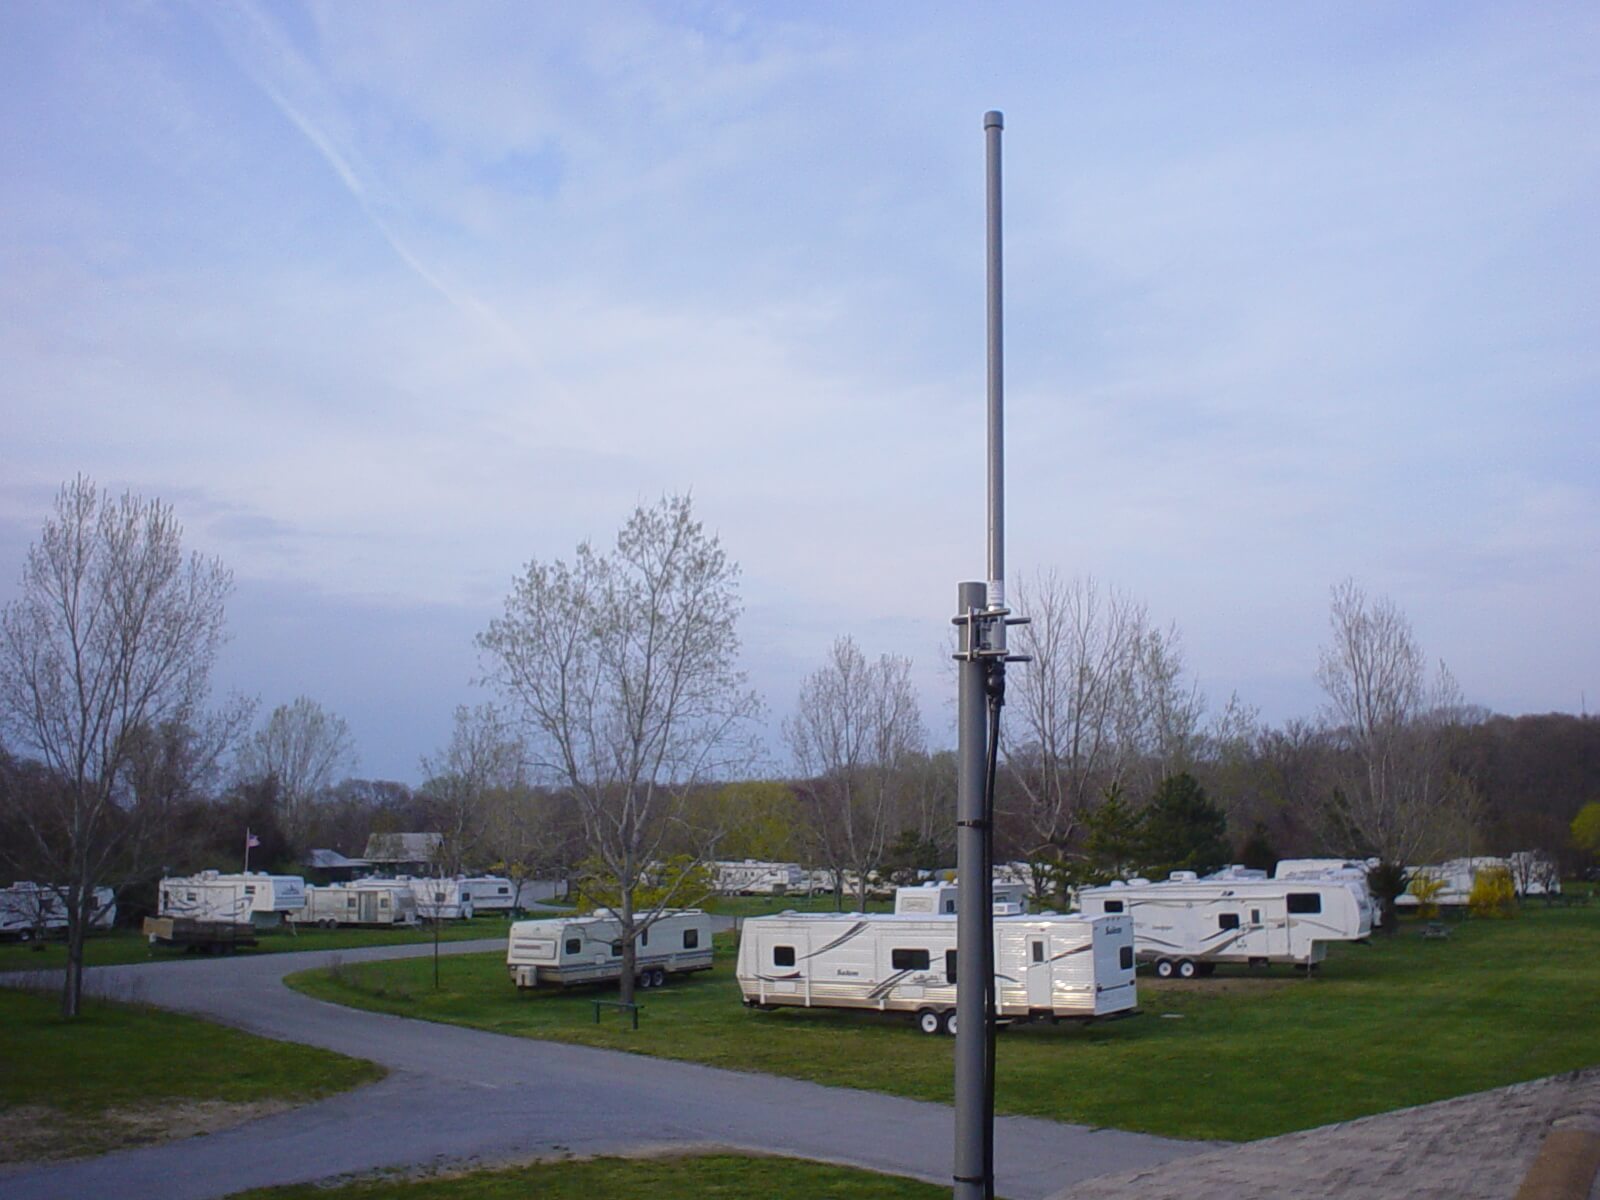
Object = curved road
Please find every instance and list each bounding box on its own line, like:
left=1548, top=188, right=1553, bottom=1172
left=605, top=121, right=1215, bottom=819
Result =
left=2, top=938, right=1207, bottom=1200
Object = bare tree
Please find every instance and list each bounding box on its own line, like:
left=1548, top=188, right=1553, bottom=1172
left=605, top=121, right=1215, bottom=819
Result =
left=0, top=478, right=232, bottom=1016
left=1316, top=579, right=1468, bottom=926
left=1002, top=573, right=1147, bottom=891
left=238, top=696, right=356, bottom=850
left=418, top=703, right=524, bottom=876
left=786, top=637, right=925, bottom=912
left=477, top=494, right=762, bottom=1006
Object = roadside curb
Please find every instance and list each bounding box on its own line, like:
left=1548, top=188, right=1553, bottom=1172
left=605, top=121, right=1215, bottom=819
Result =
left=1513, top=1095, right=1600, bottom=1200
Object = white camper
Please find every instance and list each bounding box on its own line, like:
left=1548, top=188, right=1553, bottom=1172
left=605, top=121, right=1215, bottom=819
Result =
left=459, top=875, right=519, bottom=914
left=893, top=880, right=1029, bottom=916
left=506, top=908, right=713, bottom=990
left=1077, top=875, right=1363, bottom=976
left=0, top=883, right=115, bottom=939
left=1270, top=860, right=1377, bottom=937
left=713, top=860, right=808, bottom=896
left=402, top=876, right=475, bottom=921
left=158, top=871, right=306, bottom=928
left=300, top=881, right=418, bottom=927
left=1398, top=854, right=1560, bottom=908
left=736, top=911, right=1136, bottom=1033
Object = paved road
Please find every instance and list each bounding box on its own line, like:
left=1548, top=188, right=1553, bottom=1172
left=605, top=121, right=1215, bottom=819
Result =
left=2, top=936, right=1207, bottom=1200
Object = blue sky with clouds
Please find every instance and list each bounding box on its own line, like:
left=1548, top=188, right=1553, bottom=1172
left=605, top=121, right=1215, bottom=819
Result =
left=3, top=2, right=1596, bottom=781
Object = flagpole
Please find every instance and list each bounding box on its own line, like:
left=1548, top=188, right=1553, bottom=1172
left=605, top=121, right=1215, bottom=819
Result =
left=245, top=828, right=252, bottom=874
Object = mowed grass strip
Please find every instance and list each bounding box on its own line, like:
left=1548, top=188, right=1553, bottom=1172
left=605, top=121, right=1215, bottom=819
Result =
left=0, top=987, right=384, bottom=1162
left=0, top=914, right=521, bottom=974
left=287, top=903, right=1600, bottom=1141
left=230, top=1151, right=944, bottom=1200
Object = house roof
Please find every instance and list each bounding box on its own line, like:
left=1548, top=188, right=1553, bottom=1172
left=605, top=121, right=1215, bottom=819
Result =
left=304, top=849, right=371, bottom=869
left=362, top=832, right=443, bottom=863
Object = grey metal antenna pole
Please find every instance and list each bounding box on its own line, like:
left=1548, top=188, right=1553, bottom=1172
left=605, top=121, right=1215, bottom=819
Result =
left=953, top=579, right=989, bottom=1200
left=954, top=107, right=1007, bottom=1200
left=985, top=109, right=1006, bottom=623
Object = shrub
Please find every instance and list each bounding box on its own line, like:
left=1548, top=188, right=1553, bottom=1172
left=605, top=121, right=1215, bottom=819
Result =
left=1410, top=875, right=1447, bottom=920
left=1468, top=866, right=1516, bottom=918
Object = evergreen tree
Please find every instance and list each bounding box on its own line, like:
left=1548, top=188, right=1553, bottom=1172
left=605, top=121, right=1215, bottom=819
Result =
left=1140, top=772, right=1231, bottom=878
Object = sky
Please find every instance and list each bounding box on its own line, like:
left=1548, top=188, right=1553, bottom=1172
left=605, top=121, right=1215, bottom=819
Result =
left=2, top=2, right=1596, bottom=783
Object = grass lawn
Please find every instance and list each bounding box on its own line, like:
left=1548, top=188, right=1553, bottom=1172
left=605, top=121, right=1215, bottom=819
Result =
left=0, top=915, right=519, bottom=974
left=230, top=1152, right=943, bottom=1200
left=287, top=902, right=1600, bottom=1142
left=0, top=986, right=383, bottom=1163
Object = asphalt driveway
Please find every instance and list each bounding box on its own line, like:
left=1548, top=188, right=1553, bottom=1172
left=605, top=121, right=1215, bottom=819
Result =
left=1, top=935, right=1206, bottom=1200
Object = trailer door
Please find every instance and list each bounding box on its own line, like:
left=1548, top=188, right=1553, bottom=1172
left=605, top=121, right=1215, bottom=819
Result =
left=1026, top=935, right=1052, bottom=1008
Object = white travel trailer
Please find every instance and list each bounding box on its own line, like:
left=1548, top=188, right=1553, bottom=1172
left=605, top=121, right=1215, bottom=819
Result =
left=1398, top=854, right=1559, bottom=908
left=0, top=883, right=115, bottom=939
left=300, top=881, right=418, bottom=927
left=158, top=871, right=306, bottom=928
left=1271, top=860, right=1377, bottom=937
left=459, top=876, right=518, bottom=914
left=403, top=876, right=475, bottom=921
left=893, top=881, right=1029, bottom=916
left=713, top=860, right=808, bottom=896
left=736, top=911, right=1136, bottom=1033
left=506, top=908, right=713, bottom=990
left=1077, top=875, right=1363, bottom=976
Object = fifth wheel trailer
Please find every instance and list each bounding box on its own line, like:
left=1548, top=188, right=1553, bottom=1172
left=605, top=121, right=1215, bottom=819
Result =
left=506, top=908, right=713, bottom=990
left=735, top=911, right=1136, bottom=1034
left=1077, top=876, right=1364, bottom=976
left=156, top=871, right=306, bottom=929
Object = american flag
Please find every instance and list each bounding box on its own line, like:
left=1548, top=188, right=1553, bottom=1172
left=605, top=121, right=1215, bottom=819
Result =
left=245, top=830, right=260, bottom=849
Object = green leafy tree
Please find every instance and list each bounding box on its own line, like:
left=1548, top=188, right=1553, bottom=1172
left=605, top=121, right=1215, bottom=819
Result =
left=1139, top=772, right=1231, bottom=879
left=575, top=854, right=714, bottom=914
left=1572, top=802, right=1600, bottom=863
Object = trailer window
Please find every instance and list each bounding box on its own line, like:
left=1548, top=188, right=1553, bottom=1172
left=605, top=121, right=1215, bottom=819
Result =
left=1251, top=909, right=1261, bottom=924
left=1031, top=941, right=1045, bottom=964
left=640, top=927, right=648, bottom=946
left=1120, top=946, right=1134, bottom=970
left=243, top=885, right=256, bottom=896
left=945, top=949, right=957, bottom=984
left=610, top=941, right=623, bottom=957
left=773, top=945, right=796, bottom=967
left=566, top=938, right=581, bottom=955
left=892, top=948, right=930, bottom=970
left=1218, top=913, right=1240, bottom=930
left=943, top=899, right=956, bottom=914
left=1287, top=893, right=1322, bottom=914
left=1103, top=899, right=1124, bottom=913
left=683, top=928, right=699, bottom=949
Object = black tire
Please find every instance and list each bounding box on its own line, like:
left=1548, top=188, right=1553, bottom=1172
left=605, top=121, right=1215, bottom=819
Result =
left=941, top=1009, right=958, bottom=1037
left=1177, top=959, right=1198, bottom=980
left=650, top=968, right=667, bottom=988
left=637, top=972, right=652, bottom=990
left=1154, top=958, right=1176, bottom=979
left=917, top=1008, right=942, bottom=1035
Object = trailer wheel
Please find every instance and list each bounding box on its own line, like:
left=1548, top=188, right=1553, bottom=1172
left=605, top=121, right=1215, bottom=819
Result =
left=1177, top=959, right=1198, bottom=980
left=1154, top=958, right=1176, bottom=979
left=637, top=972, right=652, bottom=989
left=941, top=1009, right=958, bottom=1037
left=917, top=1008, right=942, bottom=1035
left=650, top=968, right=666, bottom=988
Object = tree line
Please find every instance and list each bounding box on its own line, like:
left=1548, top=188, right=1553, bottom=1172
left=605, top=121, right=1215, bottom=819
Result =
left=3, top=479, right=1596, bottom=1014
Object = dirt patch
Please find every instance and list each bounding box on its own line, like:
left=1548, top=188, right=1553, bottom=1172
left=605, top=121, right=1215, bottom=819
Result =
left=0, top=1098, right=295, bottom=1168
